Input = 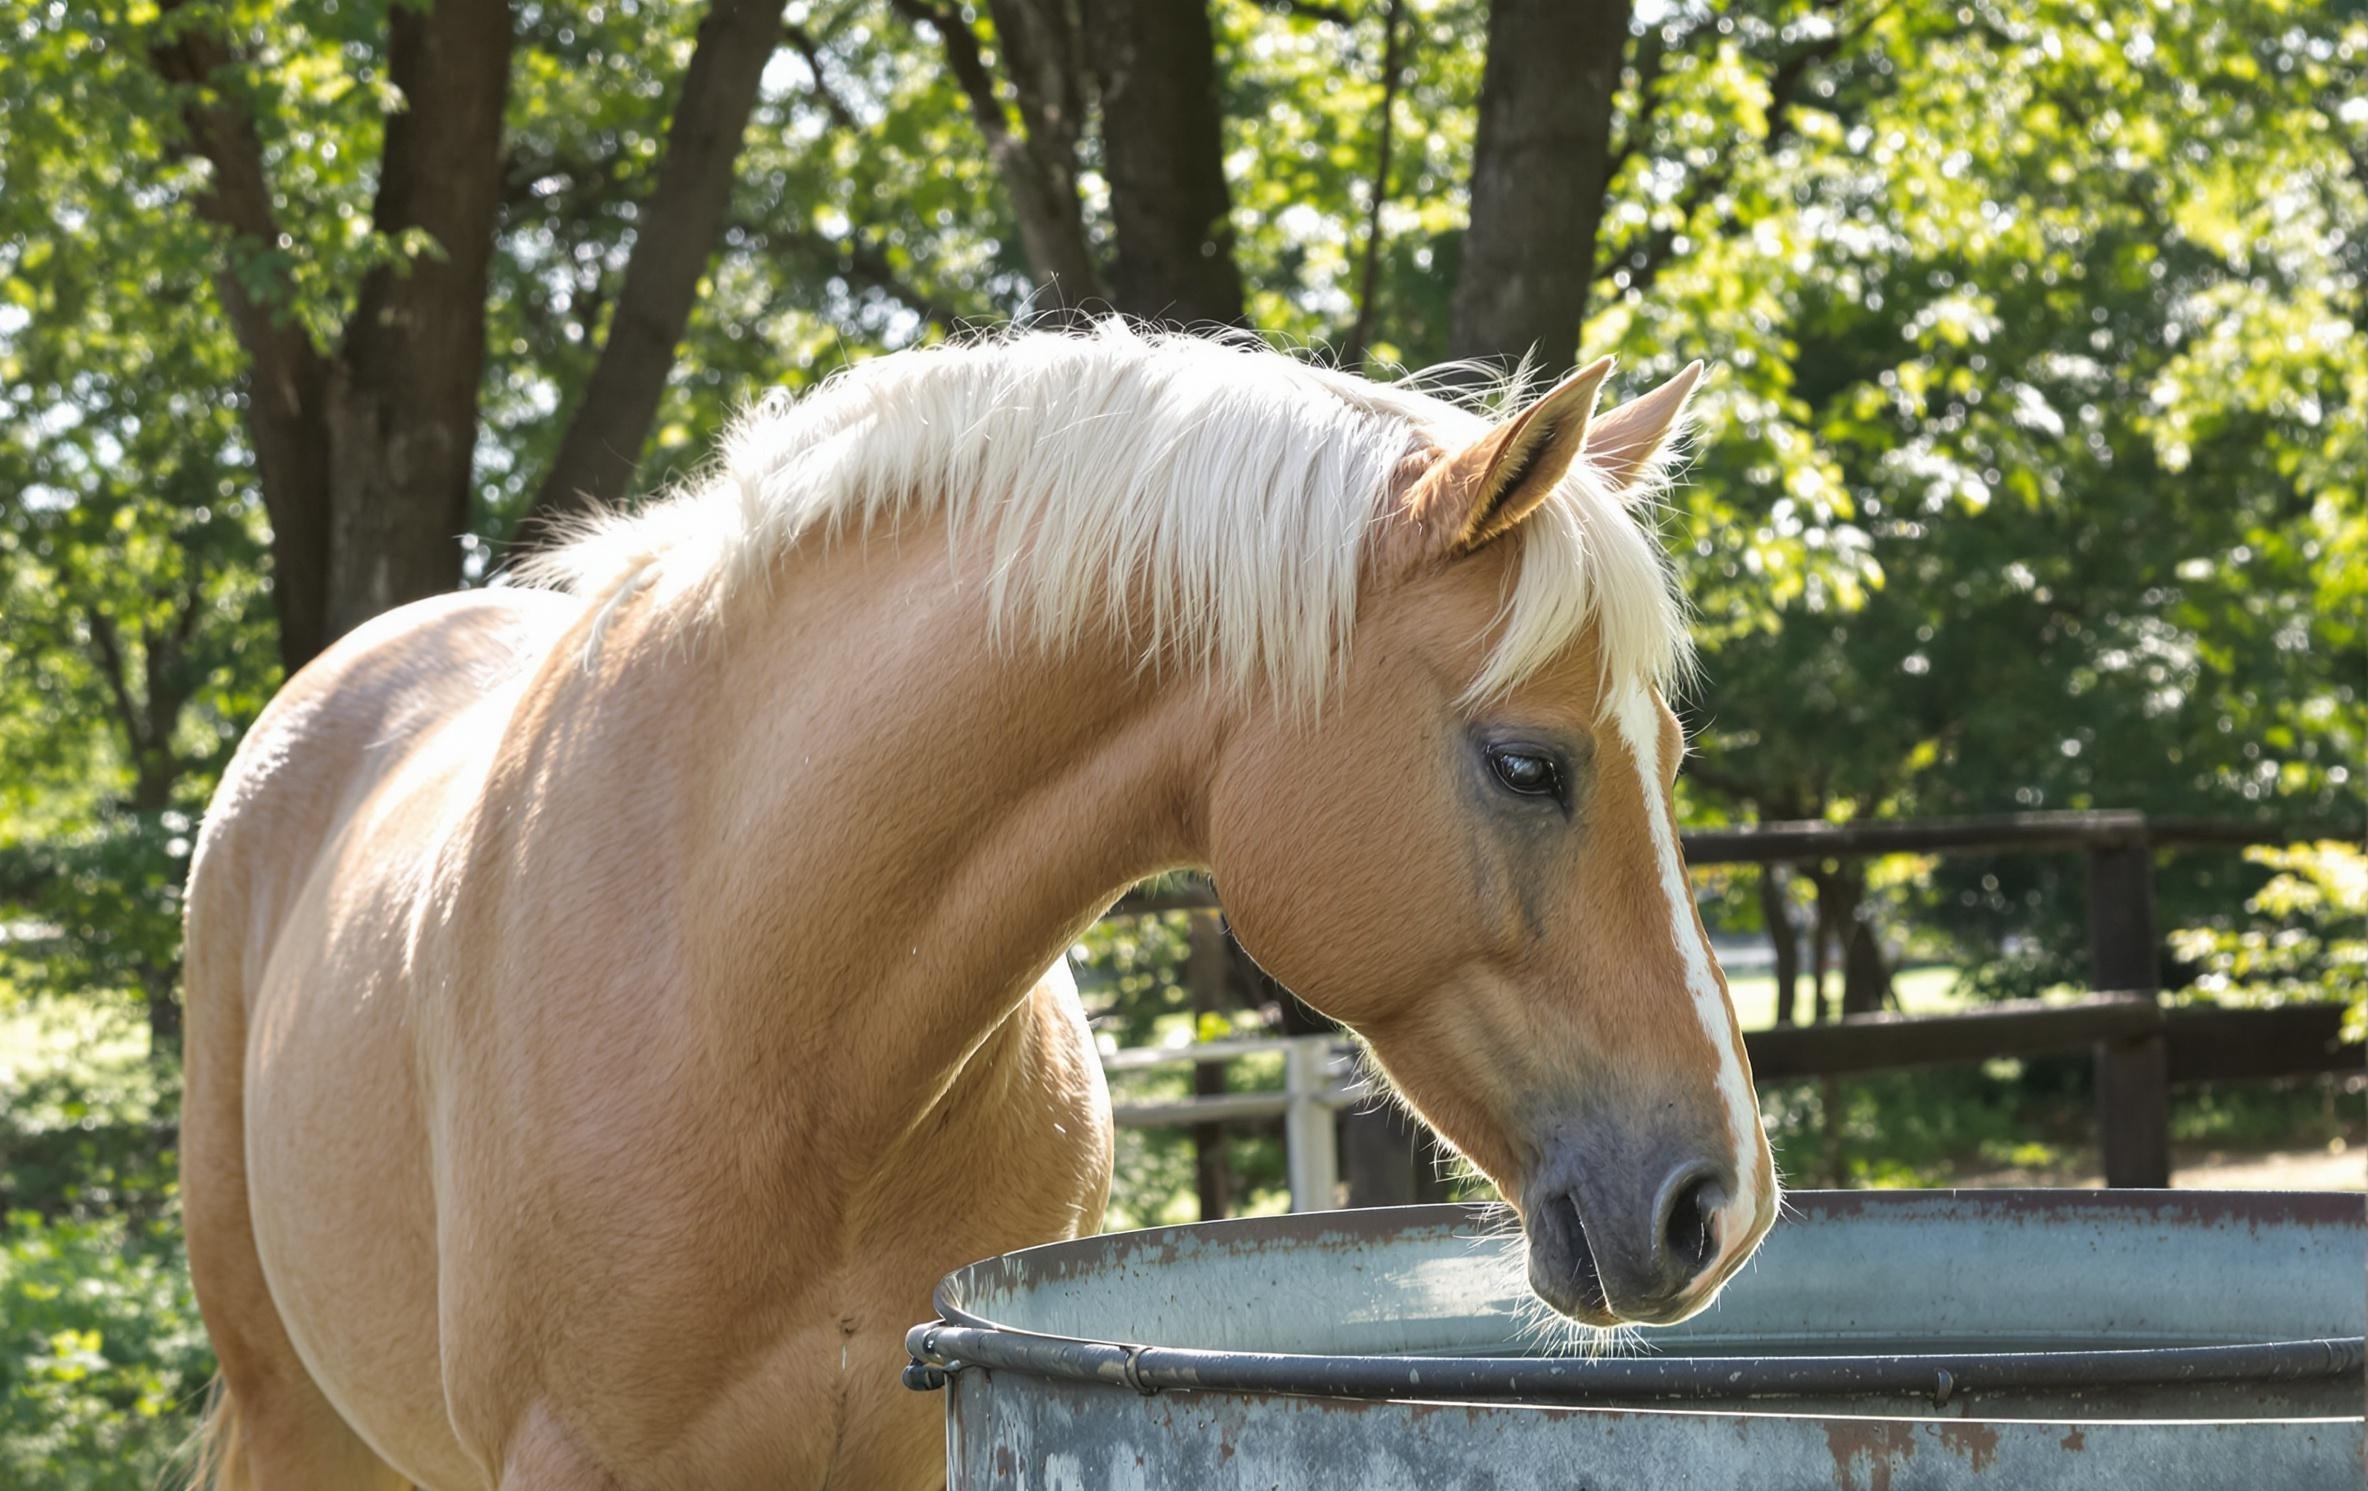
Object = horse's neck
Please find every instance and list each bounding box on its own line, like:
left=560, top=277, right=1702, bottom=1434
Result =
left=517, top=530, right=1216, bottom=1143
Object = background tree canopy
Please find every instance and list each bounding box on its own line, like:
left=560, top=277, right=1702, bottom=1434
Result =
left=5, top=0, right=2357, bottom=1026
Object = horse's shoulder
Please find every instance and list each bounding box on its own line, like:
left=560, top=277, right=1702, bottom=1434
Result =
left=194, top=591, right=578, bottom=902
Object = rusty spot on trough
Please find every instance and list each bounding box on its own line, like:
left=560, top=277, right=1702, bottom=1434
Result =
left=2060, top=1426, right=2087, bottom=1452
left=1937, top=1420, right=2001, bottom=1472
left=1822, top=1418, right=1919, bottom=1491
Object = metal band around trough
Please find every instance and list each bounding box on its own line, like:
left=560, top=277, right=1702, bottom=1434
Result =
left=902, top=1322, right=2364, bottom=1402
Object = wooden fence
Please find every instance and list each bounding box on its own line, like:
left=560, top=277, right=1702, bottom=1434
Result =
left=1099, top=810, right=2360, bottom=1210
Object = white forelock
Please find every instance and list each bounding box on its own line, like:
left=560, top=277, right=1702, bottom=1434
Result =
left=515, top=320, right=1692, bottom=708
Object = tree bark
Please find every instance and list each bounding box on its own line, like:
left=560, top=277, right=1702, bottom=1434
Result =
left=1084, top=0, right=1246, bottom=326
left=1842, top=908, right=1894, bottom=1017
left=1186, top=912, right=1233, bottom=1221
left=163, top=0, right=795, bottom=643
left=1448, top=0, right=1630, bottom=369
left=1341, top=0, right=1406, bottom=368
left=897, top=0, right=1104, bottom=309
left=148, top=5, right=334, bottom=671
left=987, top=0, right=1103, bottom=311
left=1807, top=863, right=1893, bottom=1018
left=1760, top=863, right=1801, bottom=1027
left=148, top=0, right=513, bottom=669
left=324, top=0, right=514, bottom=640
left=525, top=0, right=789, bottom=531
left=1809, top=873, right=1836, bottom=1024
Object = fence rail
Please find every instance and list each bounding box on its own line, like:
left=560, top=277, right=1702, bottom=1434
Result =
left=1104, top=1036, right=1362, bottom=1214
left=1096, top=809, right=2361, bottom=1210
left=1102, top=1000, right=2356, bottom=1213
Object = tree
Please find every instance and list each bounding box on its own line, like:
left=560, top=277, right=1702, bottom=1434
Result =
left=1640, top=0, right=2366, bottom=987
left=1085, top=0, right=1247, bottom=324
left=138, top=0, right=795, bottom=669
left=1, top=2, right=280, bottom=1048
left=896, top=0, right=1246, bottom=324
left=891, top=0, right=1102, bottom=308
left=526, top=0, right=814, bottom=528
left=1447, top=0, right=1630, bottom=365
left=3, top=0, right=2358, bottom=1060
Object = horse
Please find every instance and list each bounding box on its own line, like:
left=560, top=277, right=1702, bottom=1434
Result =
left=180, top=322, right=1776, bottom=1491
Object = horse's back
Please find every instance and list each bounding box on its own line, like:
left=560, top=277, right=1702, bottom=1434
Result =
left=183, top=586, right=580, bottom=1490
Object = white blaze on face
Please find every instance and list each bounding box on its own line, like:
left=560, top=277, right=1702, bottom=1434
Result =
left=1611, top=682, right=1764, bottom=1260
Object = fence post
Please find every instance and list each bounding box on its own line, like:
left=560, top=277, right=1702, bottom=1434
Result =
left=2086, top=832, right=2169, bottom=1187
left=1284, top=1037, right=1340, bottom=1212
left=1186, top=911, right=1232, bottom=1220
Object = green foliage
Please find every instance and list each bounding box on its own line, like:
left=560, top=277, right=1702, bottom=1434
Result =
left=1, top=1000, right=207, bottom=1489
left=0, top=1211, right=210, bottom=1491
left=1, top=0, right=281, bottom=1023
left=1, top=1002, right=179, bottom=1227
left=1660, top=0, right=2363, bottom=834
left=1762, top=1064, right=2359, bottom=1189
left=2171, top=842, right=2368, bottom=1036
left=1070, top=907, right=1197, bottom=1052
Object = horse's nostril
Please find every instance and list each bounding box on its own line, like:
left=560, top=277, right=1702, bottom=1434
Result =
left=1659, top=1168, right=1723, bottom=1282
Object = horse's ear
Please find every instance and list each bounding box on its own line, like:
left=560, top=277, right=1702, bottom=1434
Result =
left=1583, top=360, right=1704, bottom=493
left=1413, top=357, right=1614, bottom=554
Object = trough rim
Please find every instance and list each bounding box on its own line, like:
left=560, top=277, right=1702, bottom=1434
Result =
left=907, top=1190, right=2367, bottom=1410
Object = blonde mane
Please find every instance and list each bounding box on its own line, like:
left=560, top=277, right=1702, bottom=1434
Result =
left=515, top=321, right=1691, bottom=707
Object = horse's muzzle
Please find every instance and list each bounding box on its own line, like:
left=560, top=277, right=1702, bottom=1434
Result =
left=1523, top=1141, right=1733, bottom=1326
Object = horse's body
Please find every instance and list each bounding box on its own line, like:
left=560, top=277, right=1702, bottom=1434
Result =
left=184, top=326, right=1775, bottom=1490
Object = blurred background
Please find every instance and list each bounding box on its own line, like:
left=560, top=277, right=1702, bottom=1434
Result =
left=0, top=0, right=2361, bottom=1482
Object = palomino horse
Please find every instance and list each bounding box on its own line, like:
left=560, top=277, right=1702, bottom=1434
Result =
left=182, top=323, right=1775, bottom=1490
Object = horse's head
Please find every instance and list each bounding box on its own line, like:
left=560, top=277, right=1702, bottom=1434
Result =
left=1207, top=360, right=1775, bottom=1327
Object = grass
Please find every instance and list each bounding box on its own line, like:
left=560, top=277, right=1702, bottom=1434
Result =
left=1722, top=962, right=1969, bottom=1030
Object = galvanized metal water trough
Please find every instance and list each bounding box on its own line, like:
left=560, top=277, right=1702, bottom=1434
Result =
left=906, top=1190, right=2364, bottom=1488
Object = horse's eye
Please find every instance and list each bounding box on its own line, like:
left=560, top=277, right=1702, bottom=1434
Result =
left=1487, top=747, right=1561, bottom=801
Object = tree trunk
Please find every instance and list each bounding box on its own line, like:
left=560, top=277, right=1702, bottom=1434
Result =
left=1761, top=863, right=1800, bottom=1027
left=900, top=0, right=1103, bottom=309
left=1807, top=864, right=1893, bottom=1018
left=144, top=966, right=184, bottom=1057
left=1448, top=0, right=1630, bottom=368
left=526, top=0, right=792, bottom=530
left=1842, top=906, right=1893, bottom=1017
left=153, top=0, right=514, bottom=669
left=1342, top=0, right=1407, bottom=368
left=321, top=0, right=514, bottom=642
left=987, top=0, right=1103, bottom=310
left=1084, top=0, right=1246, bottom=326
left=1186, top=911, right=1233, bottom=1221
left=148, top=4, right=336, bottom=670
left=1809, top=874, right=1835, bottom=1024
